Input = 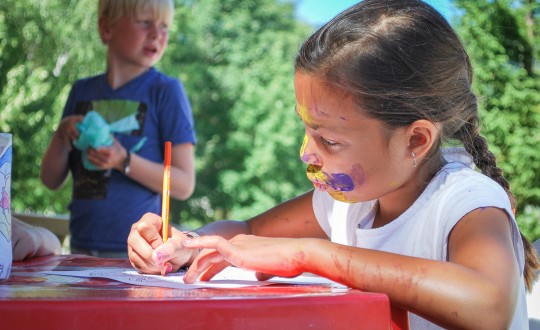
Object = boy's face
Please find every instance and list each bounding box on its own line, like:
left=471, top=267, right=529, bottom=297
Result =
left=294, top=71, right=414, bottom=204
left=100, top=6, right=169, bottom=70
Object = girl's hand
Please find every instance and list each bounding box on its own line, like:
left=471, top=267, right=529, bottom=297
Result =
left=127, top=213, right=198, bottom=275
left=86, top=138, right=126, bottom=171
left=183, top=235, right=308, bottom=283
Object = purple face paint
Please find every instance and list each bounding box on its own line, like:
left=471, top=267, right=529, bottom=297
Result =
left=306, top=165, right=355, bottom=192
left=306, top=165, right=359, bottom=203
left=350, top=164, right=366, bottom=187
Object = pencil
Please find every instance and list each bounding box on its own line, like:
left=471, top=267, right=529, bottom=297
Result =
left=161, top=141, right=172, bottom=243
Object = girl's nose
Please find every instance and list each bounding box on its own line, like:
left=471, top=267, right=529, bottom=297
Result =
left=299, top=135, right=322, bottom=166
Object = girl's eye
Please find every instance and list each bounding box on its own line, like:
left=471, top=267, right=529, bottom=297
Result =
left=320, top=137, right=338, bottom=147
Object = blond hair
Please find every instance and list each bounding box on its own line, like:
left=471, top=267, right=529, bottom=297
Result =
left=98, top=0, right=174, bottom=26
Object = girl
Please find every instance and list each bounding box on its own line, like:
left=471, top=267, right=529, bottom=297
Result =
left=127, top=1, right=539, bottom=328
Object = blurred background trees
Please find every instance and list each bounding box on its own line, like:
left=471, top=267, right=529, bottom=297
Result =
left=1, top=0, right=539, bottom=240
left=454, top=0, right=540, bottom=239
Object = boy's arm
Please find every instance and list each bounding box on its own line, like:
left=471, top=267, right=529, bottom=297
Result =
left=41, top=115, right=83, bottom=189
left=41, top=130, right=72, bottom=189
left=124, top=142, right=195, bottom=200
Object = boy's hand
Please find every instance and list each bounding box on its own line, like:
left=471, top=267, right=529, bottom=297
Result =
left=54, top=115, right=83, bottom=150
left=86, top=138, right=126, bottom=171
left=56, top=115, right=83, bottom=142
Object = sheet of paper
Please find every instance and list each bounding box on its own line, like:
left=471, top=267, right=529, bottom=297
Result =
left=41, top=266, right=345, bottom=289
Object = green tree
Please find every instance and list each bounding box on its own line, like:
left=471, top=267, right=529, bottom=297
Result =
left=164, top=0, right=313, bottom=224
left=453, top=0, right=540, bottom=240
left=1, top=0, right=313, bottom=227
left=0, top=0, right=103, bottom=213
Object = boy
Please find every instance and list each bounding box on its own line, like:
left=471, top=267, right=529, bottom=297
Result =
left=41, top=0, right=196, bottom=258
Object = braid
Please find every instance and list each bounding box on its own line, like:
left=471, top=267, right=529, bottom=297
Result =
left=470, top=136, right=514, bottom=201
left=522, top=233, right=540, bottom=291
left=457, top=115, right=515, bottom=206
left=457, top=117, right=539, bottom=291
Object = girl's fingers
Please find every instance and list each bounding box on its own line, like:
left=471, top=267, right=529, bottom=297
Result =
left=127, top=230, right=161, bottom=274
left=127, top=213, right=165, bottom=274
left=183, top=236, right=234, bottom=283
left=183, top=257, right=221, bottom=284
left=255, top=272, right=276, bottom=281
left=129, top=248, right=161, bottom=274
left=133, top=213, right=165, bottom=248
left=196, top=253, right=229, bottom=282
left=160, top=262, right=173, bottom=276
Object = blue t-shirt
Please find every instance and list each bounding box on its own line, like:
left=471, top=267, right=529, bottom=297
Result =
left=62, top=68, right=196, bottom=251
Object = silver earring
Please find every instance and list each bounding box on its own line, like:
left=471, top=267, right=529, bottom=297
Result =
left=411, top=151, right=417, bottom=168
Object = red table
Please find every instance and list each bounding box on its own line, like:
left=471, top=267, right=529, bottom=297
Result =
left=0, top=255, right=409, bottom=329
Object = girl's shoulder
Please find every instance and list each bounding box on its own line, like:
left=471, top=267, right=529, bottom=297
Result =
left=431, top=161, right=509, bottom=206
left=434, top=147, right=507, bottom=199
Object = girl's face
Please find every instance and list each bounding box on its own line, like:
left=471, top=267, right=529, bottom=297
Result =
left=294, top=72, right=413, bottom=203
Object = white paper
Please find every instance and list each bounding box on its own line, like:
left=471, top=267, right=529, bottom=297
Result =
left=0, top=133, right=12, bottom=281
left=41, top=266, right=346, bottom=289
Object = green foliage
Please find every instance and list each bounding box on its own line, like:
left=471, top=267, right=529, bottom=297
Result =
left=1, top=0, right=312, bottom=224
left=0, top=0, right=104, bottom=214
left=454, top=0, right=540, bottom=240
left=163, top=0, right=313, bottom=222
left=2, top=0, right=538, bottom=241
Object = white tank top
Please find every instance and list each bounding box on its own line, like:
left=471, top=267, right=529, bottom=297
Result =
left=312, top=149, right=528, bottom=329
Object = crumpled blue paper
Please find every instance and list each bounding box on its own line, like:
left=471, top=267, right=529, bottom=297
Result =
left=73, top=111, right=144, bottom=170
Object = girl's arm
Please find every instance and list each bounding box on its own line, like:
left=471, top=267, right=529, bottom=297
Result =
left=193, top=190, right=326, bottom=239
left=184, top=207, right=519, bottom=330
left=309, top=207, right=518, bottom=329
left=128, top=190, right=325, bottom=274
left=246, top=190, right=328, bottom=239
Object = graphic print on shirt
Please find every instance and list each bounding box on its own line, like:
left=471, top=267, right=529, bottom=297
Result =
left=71, top=100, right=147, bottom=199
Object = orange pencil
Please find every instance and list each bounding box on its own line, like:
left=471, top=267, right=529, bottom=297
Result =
left=161, top=141, right=172, bottom=243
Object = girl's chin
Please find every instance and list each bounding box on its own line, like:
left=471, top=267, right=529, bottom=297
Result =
left=328, top=190, right=359, bottom=204
left=311, top=183, right=359, bottom=203
left=312, top=182, right=328, bottom=191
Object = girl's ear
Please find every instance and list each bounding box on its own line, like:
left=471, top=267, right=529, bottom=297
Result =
left=407, top=120, right=439, bottom=159
left=98, top=17, right=111, bottom=44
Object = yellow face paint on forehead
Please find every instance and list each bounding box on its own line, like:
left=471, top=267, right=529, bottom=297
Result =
left=297, top=99, right=313, bottom=127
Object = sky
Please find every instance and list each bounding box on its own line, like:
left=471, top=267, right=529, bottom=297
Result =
left=295, top=0, right=456, bottom=26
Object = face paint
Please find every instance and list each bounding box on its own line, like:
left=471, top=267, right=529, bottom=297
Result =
left=300, top=135, right=309, bottom=162
left=299, top=135, right=322, bottom=165
left=297, top=101, right=313, bottom=126
left=306, top=165, right=358, bottom=203
left=350, top=164, right=366, bottom=187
